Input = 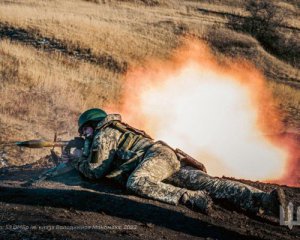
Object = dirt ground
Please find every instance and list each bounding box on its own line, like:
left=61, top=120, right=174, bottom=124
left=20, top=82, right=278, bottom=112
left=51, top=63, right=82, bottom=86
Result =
left=0, top=156, right=299, bottom=240
left=0, top=1, right=299, bottom=239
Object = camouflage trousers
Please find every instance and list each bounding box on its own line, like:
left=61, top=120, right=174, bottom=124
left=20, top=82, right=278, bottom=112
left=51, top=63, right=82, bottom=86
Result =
left=167, top=166, right=269, bottom=213
left=126, top=142, right=268, bottom=213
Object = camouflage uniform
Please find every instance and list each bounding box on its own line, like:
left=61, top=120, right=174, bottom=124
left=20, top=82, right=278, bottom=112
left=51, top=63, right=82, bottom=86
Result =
left=71, top=114, right=275, bottom=214
left=166, top=166, right=271, bottom=213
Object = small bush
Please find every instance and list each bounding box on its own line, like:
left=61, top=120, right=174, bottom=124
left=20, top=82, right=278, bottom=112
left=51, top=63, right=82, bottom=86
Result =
left=83, top=0, right=100, bottom=4
left=140, top=0, right=159, bottom=6
left=0, top=54, right=20, bottom=88
left=228, top=0, right=299, bottom=67
left=229, top=0, right=284, bottom=40
left=243, top=1, right=284, bottom=38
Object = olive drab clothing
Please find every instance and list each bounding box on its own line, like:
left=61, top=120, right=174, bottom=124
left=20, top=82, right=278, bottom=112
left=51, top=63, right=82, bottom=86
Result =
left=166, top=166, right=269, bottom=213
left=72, top=114, right=282, bottom=214
left=125, top=141, right=212, bottom=212
left=71, top=114, right=211, bottom=212
left=72, top=114, right=151, bottom=181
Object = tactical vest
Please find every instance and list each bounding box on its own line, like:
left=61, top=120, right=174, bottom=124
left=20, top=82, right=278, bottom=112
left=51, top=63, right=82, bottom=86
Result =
left=96, top=120, right=154, bottom=185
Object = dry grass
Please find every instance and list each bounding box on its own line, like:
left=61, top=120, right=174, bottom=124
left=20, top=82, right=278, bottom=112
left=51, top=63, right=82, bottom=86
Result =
left=0, top=0, right=299, bottom=165
left=0, top=0, right=184, bottom=65
left=0, top=40, right=122, bottom=128
left=268, top=81, right=300, bottom=129
left=0, top=39, right=123, bottom=164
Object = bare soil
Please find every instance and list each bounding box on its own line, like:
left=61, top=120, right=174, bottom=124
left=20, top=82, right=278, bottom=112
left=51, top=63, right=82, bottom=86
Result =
left=0, top=2, right=299, bottom=239
left=0, top=157, right=299, bottom=240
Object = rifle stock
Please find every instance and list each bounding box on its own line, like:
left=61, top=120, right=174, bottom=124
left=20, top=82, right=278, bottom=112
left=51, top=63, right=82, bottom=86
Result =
left=175, top=148, right=207, bottom=173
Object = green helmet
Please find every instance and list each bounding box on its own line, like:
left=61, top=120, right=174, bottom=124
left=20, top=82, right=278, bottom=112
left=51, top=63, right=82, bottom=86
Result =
left=78, top=108, right=107, bottom=132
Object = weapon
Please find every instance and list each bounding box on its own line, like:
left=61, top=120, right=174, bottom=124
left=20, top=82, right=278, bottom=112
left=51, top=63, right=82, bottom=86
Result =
left=1, top=135, right=84, bottom=152
left=175, top=148, right=207, bottom=173
left=15, top=140, right=69, bottom=148
left=21, top=162, right=74, bottom=187
left=15, top=136, right=84, bottom=152
left=5, top=135, right=85, bottom=187
left=155, top=141, right=207, bottom=173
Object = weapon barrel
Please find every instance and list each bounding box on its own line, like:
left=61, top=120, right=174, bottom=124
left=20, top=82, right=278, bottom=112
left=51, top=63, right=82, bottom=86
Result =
left=175, top=148, right=207, bottom=173
left=16, top=140, right=69, bottom=148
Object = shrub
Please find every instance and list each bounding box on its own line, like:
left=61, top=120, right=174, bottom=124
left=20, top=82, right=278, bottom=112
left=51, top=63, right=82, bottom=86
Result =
left=0, top=54, right=20, bottom=88
left=242, top=0, right=284, bottom=38
left=228, top=0, right=299, bottom=67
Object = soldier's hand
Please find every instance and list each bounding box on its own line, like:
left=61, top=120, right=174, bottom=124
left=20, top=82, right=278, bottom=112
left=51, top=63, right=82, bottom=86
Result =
left=61, top=150, right=72, bottom=163
left=71, top=148, right=83, bottom=158
left=50, top=150, right=61, bottom=165
left=61, top=149, right=82, bottom=163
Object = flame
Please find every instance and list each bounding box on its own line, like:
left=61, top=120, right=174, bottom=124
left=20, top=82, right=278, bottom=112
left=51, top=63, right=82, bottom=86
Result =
left=108, top=39, right=299, bottom=186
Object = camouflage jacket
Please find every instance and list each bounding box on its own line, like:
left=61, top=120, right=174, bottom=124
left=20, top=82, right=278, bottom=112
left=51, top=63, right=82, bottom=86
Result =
left=71, top=114, right=154, bottom=185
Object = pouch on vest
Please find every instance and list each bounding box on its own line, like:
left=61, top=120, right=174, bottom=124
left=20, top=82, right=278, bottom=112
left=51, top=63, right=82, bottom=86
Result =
left=106, top=150, right=144, bottom=185
left=96, top=120, right=152, bottom=185
left=90, top=148, right=100, bottom=163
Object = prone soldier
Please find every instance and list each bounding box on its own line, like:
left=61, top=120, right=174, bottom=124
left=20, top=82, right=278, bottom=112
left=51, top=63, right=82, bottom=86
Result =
left=65, top=108, right=285, bottom=216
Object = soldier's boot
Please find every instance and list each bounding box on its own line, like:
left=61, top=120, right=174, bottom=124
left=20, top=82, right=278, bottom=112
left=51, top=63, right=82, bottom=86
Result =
left=255, top=188, right=286, bottom=217
left=180, top=190, right=213, bottom=214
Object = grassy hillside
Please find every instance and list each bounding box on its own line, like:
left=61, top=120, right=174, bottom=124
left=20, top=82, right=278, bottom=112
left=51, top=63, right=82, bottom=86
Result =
left=0, top=0, right=299, bottom=165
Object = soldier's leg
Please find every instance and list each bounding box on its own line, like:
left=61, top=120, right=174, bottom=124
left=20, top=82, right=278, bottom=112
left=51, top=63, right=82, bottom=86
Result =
left=168, top=166, right=285, bottom=215
left=126, top=143, right=212, bottom=213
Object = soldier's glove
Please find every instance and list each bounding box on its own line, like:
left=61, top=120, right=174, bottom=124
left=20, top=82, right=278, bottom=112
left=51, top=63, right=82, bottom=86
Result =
left=180, top=190, right=213, bottom=214
left=50, top=150, right=61, bottom=165
left=61, top=149, right=83, bottom=163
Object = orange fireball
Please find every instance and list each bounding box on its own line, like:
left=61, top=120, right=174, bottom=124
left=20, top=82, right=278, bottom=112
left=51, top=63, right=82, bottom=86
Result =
left=109, top=39, right=298, bottom=186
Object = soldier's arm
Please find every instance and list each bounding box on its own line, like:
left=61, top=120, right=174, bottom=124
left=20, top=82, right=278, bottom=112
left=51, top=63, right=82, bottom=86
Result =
left=71, top=127, right=120, bottom=180
left=71, top=153, right=115, bottom=180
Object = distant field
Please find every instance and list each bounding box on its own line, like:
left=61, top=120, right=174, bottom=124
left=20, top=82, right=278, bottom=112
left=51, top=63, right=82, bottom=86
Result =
left=0, top=0, right=299, bottom=165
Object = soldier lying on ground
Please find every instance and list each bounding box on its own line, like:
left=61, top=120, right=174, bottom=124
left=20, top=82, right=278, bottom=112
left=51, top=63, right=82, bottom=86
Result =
left=63, top=108, right=286, bottom=217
